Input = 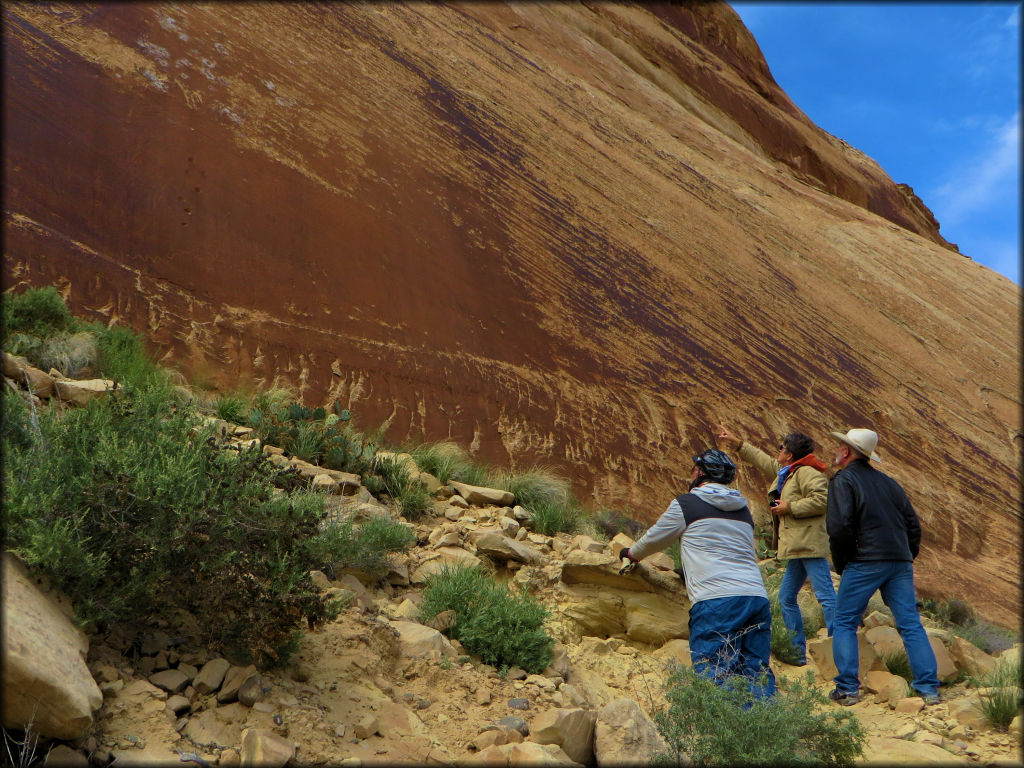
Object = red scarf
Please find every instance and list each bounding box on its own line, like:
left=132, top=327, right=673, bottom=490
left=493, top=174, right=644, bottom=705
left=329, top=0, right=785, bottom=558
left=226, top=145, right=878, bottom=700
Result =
left=789, top=453, right=827, bottom=473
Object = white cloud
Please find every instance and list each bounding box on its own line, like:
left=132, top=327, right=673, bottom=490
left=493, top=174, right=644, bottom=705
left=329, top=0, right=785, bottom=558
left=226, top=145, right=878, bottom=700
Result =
left=930, top=111, right=1020, bottom=226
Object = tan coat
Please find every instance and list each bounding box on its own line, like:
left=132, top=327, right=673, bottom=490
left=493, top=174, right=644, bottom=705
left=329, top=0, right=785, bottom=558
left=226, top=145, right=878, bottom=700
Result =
left=739, top=442, right=830, bottom=560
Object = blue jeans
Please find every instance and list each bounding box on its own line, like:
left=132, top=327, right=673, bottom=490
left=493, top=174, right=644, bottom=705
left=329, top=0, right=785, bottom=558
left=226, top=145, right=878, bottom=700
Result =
left=779, top=557, right=836, bottom=662
left=832, top=560, right=939, bottom=696
left=689, top=595, right=777, bottom=700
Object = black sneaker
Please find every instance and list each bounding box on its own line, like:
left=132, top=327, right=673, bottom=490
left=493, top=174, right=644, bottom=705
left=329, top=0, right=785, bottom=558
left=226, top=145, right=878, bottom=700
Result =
left=828, top=688, right=859, bottom=706
left=920, top=693, right=940, bottom=706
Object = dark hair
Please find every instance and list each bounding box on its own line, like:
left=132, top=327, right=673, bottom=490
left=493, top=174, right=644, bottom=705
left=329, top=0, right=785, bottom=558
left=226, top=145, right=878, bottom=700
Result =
left=782, top=432, right=815, bottom=461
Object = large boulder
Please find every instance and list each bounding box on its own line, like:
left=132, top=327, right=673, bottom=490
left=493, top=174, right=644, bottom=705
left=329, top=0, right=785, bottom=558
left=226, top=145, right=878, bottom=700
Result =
left=623, top=593, right=688, bottom=644
left=528, top=708, right=596, bottom=765
left=593, top=698, right=671, bottom=767
left=410, top=547, right=484, bottom=584
left=560, top=551, right=653, bottom=592
left=389, top=620, right=457, bottom=659
left=240, top=728, right=295, bottom=768
left=475, top=532, right=545, bottom=565
left=473, top=741, right=583, bottom=765
left=807, top=633, right=882, bottom=681
left=450, top=481, right=514, bottom=507
left=948, top=636, right=997, bottom=677
left=52, top=378, right=116, bottom=407
left=2, top=552, right=102, bottom=739
left=557, top=584, right=627, bottom=638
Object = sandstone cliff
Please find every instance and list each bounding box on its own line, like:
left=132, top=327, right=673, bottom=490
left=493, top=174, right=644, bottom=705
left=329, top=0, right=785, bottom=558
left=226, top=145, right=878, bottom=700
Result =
left=3, top=3, right=1019, bottom=626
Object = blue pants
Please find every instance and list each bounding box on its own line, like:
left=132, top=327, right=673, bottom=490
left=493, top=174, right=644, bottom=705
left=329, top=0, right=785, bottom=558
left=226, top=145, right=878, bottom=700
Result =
left=779, top=557, right=836, bottom=662
left=832, top=560, right=939, bottom=697
left=689, top=595, right=777, bottom=700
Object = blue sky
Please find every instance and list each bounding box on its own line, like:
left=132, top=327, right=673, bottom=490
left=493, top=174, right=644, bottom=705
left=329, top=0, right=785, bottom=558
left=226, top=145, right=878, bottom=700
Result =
left=730, top=2, right=1021, bottom=284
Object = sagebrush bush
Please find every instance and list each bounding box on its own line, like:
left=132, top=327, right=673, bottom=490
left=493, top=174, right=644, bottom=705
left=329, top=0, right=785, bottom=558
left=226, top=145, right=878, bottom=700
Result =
left=654, top=667, right=865, bottom=766
left=420, top=565, right=554, bottom=673
left=303, top=514, right=416, bottom=579
left=3, top=286, right=75, bottom=340
left=2, top=368, right=333, bottom=667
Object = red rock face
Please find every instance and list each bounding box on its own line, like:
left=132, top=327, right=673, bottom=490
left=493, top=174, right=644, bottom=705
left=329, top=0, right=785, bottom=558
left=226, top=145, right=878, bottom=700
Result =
left=4, top=3, right=1019, bottom=626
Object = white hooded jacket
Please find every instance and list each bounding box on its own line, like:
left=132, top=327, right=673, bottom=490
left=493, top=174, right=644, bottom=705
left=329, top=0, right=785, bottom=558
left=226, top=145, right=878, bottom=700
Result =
left=629, top=483, right=768, bottom=604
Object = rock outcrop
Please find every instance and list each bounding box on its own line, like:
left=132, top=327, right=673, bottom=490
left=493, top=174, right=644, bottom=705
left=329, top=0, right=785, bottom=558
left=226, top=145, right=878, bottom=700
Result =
left=2, top=553, right=103, bottom=739
left=2, top=3, right=1018, bottom=626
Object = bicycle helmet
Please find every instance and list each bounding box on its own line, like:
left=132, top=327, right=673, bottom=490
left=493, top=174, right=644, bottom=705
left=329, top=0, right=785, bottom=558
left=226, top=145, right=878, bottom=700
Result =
left=692, top=449, right=737, bottom=485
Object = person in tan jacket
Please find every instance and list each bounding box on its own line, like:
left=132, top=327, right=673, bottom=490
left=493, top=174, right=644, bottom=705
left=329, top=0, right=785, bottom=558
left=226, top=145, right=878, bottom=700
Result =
left=717, top=425, right=835, bottom=666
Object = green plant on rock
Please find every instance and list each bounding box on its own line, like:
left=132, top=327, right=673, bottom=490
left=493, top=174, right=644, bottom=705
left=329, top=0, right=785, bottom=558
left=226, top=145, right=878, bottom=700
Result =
left=420, top=565, right=554, bottom=674
left=971, top=657, right=1022, bottom=731
left=654, top=667, right=865, bottom=766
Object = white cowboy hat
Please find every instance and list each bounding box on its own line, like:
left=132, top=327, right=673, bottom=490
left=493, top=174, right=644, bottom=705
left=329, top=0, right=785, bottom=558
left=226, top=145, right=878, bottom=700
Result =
left=830, top=428, right=882, bottom=462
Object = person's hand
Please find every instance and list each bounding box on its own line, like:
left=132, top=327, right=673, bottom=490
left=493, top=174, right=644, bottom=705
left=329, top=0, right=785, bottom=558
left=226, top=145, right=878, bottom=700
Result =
left=716, top=424, right=741, bottom=449
left=618, top=547, right=639, bottom=575
left=771, top=499, right=790, bottom=516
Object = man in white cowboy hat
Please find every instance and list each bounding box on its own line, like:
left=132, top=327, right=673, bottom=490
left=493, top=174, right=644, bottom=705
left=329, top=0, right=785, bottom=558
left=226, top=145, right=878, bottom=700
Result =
left=825, top=428, right=940, bottom=706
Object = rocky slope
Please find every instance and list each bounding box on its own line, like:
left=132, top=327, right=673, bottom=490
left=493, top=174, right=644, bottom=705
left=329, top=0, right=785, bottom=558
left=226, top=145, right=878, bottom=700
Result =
left=2, top=3, right=1019, bottom=627
left=9, top=461, right=1022, bottom=767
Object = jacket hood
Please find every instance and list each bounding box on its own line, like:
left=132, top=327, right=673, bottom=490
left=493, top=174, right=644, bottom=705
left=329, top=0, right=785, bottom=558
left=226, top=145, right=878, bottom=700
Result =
left=691, top=483, right=749, bottom=511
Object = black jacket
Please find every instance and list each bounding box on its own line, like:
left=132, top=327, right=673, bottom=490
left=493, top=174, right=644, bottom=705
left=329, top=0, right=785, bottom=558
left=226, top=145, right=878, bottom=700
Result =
left=826, top=460, right=921, bottom=574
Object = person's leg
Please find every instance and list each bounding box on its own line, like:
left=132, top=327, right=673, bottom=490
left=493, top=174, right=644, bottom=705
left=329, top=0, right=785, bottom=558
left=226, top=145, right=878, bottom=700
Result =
left=778, top=559, right=809, bottom=663
left=832, top=561, right=885, bottom=695
left=738, top=596, right=777, bottom=700
left=880, top=561, right=940, bottom=698
left=804, top=557, right=837, bottom=637
left=688, top=598, right=740, bottom=686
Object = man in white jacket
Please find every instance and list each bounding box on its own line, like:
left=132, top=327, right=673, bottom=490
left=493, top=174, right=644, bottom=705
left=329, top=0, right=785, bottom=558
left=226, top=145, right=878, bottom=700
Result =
left=621, top=449, right=776, bottom=700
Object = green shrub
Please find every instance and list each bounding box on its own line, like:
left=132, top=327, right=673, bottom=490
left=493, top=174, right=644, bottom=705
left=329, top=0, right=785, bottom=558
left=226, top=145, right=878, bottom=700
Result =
left=971, top=658, right=1022, bottom=731
left=420, top=565, right=554, bottom=673
left=3, top=377, right=332, bottom=668
left=303, top=514, right=416, bottom=579
left=92, top=323, right=165, bottom=392
left=3, top=286, right=76, bottom=340
left=654, top=668, right=865, bottom=766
